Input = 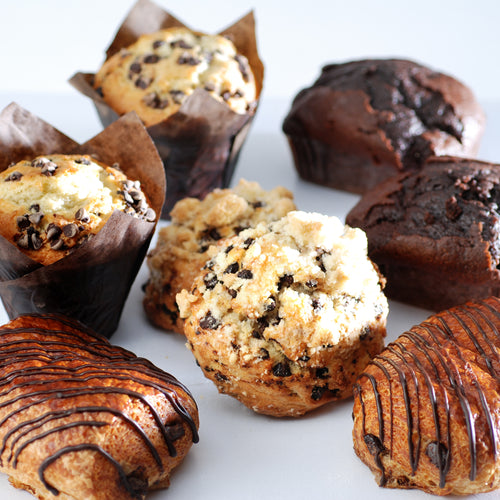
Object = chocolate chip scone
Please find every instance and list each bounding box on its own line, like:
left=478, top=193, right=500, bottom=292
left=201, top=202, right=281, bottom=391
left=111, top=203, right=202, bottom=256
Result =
left=177, top=211, right=388, bottom=417
left=94, top=27, right=257, bottom=126
left=144, top=179, right=296, bottom=333
left=283, top=59, right=485, bottom=194
left=0, top=154, right=155, bottom=265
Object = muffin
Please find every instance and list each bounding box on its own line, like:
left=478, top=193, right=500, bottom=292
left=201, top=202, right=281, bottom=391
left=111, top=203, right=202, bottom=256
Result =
left=144, top=179, right=296, bottom=333
left=177, top=211, right=388, bottom=417
left=0, top=104, right=165, bottom=338
left=0, top=154, right=155, bottom=266
left=71, top=1, right=264, bottom=218
left=283, top=59, right=485, bottom=194
left=346, top=156, right=500, bottom=311
left=94, top=27, right=257, bottom=127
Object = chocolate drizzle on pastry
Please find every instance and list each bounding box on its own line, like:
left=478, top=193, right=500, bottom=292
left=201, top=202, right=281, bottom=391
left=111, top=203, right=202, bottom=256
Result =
left=0, top=314, right=198, bottom=498
left=353, top=297, right=500, bottom=494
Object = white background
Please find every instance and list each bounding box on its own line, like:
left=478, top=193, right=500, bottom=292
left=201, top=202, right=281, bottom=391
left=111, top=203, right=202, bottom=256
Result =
left=0, top=1, right=499, bottom=499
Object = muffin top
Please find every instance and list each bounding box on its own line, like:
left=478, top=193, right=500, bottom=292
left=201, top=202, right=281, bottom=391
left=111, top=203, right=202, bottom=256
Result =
left=0, top=154, right=155, bottom=265
left=94, top=27, right=257, bottom=126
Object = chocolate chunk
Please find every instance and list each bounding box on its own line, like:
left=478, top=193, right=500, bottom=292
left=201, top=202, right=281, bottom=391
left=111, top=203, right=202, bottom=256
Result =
left=364, top=433, right=386, bottom=457
left=316, top=367, right=329, bottom=379
left=143, top=54, right=159, bottom=64
left=199, top=311, right=220, bottom=330
left=164, top=423, right=185, bottom=442
left=177, top=54, right=201, bottom=66
left=272, top=362, right=291, bottom=377
left=311, top=386, right=325, bottom=401
left=75, top=208, right=90, bottom=223
left=426, top=441, right=449, bottom=469
left=135, top=76, right=152, bottom=89
left=4, top=171, right=22, bottom=182
left=237, top=269, right=253, bottom=279
left=62, top=223, right=78, bottom=238
left=445, top=196, right=462, bottom=220
left=203, top=272, right=218, bottom=290
left=129, top=62, right=142, bottom=74
left=16, top=216, right=30, bottom=230
left=278, top=274, right=294, bottom=290
left=224, top=262, right=239, bottom=274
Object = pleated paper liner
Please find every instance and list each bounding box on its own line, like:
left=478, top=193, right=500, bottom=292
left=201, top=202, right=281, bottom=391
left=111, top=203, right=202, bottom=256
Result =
left=0, top=103, right=165, bottom=338
left=69, top=0, right=264, bottom=218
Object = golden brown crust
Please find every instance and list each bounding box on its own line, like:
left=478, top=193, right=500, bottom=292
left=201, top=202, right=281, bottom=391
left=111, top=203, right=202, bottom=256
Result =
left=353, top=296, right=500, bottom=495
left=0, top=314, right=199, bottom=500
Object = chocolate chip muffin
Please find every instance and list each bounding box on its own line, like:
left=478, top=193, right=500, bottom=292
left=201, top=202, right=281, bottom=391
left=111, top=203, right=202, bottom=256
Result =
left=283, top=59, right=485, bottom=194
left=177, top=211, right=388, bottom=417
left=346, top=156, right=500, bottom=311
left=144, top=179, right=296, bottom=333
left=0, top=154, right=155, bottom=265
left=94, top=27, right=257, bottom=126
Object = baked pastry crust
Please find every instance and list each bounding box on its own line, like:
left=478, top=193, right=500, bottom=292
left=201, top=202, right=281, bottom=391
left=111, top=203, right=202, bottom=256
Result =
left=0, top=154, right=155, bottom=266
left=177, top=211, right=388, bottom=417
left=0, top=314, right=199, bottom=500
left=353, top=296, right=500, bottom=495
left=143, top=179, right=296, bottom=333
left=94, top=27, right=257, bottom=126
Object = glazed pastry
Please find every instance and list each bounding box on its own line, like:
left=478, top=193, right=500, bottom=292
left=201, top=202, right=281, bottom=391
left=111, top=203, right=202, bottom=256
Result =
left=177, top=211, right=388, bottom=417
left=144, top=179, right=296, bottom=333
left=94, top=27, right=257, bottom=126
left=346, top=156, right=500, bottom=311
left=353, top=296, right=500, bottom=495
left=0, top=154, right=155, bottom=266
left=0, top=314, right=199, bottom=500
left=283, top=59, right=485, bottom=194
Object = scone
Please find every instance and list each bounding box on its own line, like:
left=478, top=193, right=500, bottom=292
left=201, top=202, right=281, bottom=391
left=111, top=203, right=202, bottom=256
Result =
left=353, top=296, right=500, bottom=495
left=346, top=156, right=500, bottom=311
left=0, top=313, right=199, bottom=500
left=177, top=211, right=388, bottom=417
left=283, top=59, right=485, bottom=194
left=0, top=154, right=155, bottom=266
left=94, top=27, right=257, bottom=126
left=144, top=179, right=296, bottom=333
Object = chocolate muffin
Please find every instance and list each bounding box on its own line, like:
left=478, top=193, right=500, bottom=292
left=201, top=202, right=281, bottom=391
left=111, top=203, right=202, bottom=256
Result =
left=283, top=59, right=485, bottom=194
left=346, top=156, right=500, bottom=311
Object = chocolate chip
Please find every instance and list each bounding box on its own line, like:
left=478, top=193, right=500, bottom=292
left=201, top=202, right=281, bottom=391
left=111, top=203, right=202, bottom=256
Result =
left=233, top=89, right=244, bottom=99
left=16, top=216, right=30, bottom=230
left=234, top=54, right=250, bottom=82
left=251, top=200, right=264, bottom=208
left=30, top=204, right=40, bottom=212
left=170, top=39, right=192, bottom=49
left=426, top=441, right=449, bottom=469
left=224, top=262, right=239, bottom=274
left=260, top=348, right=270, bottom=360
left=152, top=40, right=167, bottom=49
left=445, top=196, right=462, bottom=220
left=62, top=223, right=78, bottom=238
left=31, top=157, right=50, bottom=168
left=312, top=299, right=322, bottom=311
left=204, top=83, right=216, bottom=92
left=228, top=289, right=237, bottom=298
left=143, top=54, right=159, bottom=64
left=40, top=161, right=58, bottom=176
left=75, top=157, right=91, bottom=165
left=221, top=90, right=231, bottom=102
left=46, top=223, right=62, bottom=241
left=50, top=239, right=64, bottom=250
left=199, top=311, right=220, bottom=330
left=305, top=279, right=318, bottom=289
left=28, top=212, right=44, bottom=225
left=364, top=434, right=385, bottom=457
left=75, top=208, right=90, bottom=223
left=316, top=367, right=329, bottom=379
left=237, top=269, right=253, bottom=279
left=135, top=76, right=152, bottom=89
left=272, top=362, right=291, bottom=377
left=242, top=238, right=254, bottom=249
left=4, top=171, right=22, bottom=182
left=16, top=233, right=29, bottom=249
left=177, top=54, right=201, bottom=66
left=224, top=245, right=234, bottom=254
left=129, top=62, right=142, bottom=74
left=165, top=422, right=185, bottom=442
left=144, top=208, right=156, bottom=222
left=311, top=386, right=325, bottom=401
left=203, top=272, right=218, bottom=290
left=31, top=232, right=43, bottom=250
left=278, top=274, right=294, bottom=290
left=214, top=372, right=229, bottom=382
left=169, top=89, right=186, bottom=104
left=142, top=92, right=169, bottom=109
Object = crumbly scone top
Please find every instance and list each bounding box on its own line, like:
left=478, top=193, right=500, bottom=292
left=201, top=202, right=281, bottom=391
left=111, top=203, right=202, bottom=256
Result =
left=94, top=27, right=257, bottom=126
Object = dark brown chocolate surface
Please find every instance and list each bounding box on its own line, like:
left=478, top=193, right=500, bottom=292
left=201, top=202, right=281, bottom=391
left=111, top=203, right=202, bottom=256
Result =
left=346, top=156, right=500, bottom=311
left=283, top=59, right=485, bottom=194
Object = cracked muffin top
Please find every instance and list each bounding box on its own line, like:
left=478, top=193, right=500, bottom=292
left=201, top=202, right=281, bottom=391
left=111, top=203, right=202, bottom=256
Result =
left=282, top=58, right=485, bottom=193
left=94, top=27, right=257, bottom=126
left=0, top=154, right=155, bottom=265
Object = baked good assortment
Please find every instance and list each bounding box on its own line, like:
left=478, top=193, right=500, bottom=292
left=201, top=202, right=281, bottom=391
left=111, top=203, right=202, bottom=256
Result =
left=346, top=156, right=500, bottom=311
left=353, top=296, right=500, bottom=495
left=177, top=211, right=388, bottom=417
left=94, top=27, right=257, bottom=127
left=283, top=58, right=485, bottom=194
left=143, top=179, right=296, bottom=333
left=0, top=154, right=155, bottom=265
left=0, top=314, right=199, bottom=500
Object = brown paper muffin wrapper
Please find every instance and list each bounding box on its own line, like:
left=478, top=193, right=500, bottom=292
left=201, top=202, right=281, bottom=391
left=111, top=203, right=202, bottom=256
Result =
left=69, top=0, right=264, bottom=218
left=0, top=103, right=165, bottom=338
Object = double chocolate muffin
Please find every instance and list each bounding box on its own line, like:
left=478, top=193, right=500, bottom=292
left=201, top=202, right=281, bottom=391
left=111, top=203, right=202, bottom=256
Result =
left=283, top=59, right=485, bottom=193
left=346, top=156, right=500, bottom=311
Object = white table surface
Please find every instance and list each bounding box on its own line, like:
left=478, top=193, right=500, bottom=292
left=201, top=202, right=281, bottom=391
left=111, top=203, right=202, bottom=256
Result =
left=0, top=92, right=497, bottom=500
